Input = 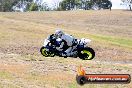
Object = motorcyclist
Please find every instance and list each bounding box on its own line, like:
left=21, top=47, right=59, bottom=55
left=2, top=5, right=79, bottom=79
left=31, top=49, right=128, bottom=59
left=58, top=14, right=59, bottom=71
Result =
left=54, top=29, right=78, bottom=57
left=45, top=34, right=68, bottom=52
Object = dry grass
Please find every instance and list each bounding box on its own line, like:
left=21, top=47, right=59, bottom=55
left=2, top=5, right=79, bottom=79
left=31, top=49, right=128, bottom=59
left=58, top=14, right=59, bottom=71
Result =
left=0, top=10, right=132, bottom=88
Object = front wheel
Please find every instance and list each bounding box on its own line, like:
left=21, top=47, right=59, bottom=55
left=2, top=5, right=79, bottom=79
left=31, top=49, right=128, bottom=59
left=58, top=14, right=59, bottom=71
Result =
left=40, top=46, right=55, bottom=57
left=78, top=47, right=95, bottom=60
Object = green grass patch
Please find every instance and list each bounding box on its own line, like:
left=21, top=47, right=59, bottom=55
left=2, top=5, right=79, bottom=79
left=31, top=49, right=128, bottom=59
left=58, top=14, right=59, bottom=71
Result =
left=68, top=82, right=77, bottom=88
left=0, top=71, right=13, bottom=79
left=89, top=34, right=132, bottom=48
left=72, top=32, right=132, bottom=49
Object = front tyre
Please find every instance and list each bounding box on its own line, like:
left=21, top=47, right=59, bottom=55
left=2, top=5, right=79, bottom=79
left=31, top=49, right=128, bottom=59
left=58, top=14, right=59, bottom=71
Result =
left=78, top=47, right=95, bottom=60
left=40, top=46, right=55, bottom=57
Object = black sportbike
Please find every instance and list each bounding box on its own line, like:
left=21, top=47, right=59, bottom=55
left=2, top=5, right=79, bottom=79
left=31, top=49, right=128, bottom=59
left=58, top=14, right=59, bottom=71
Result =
left=40, top=34, right=95, bottom=60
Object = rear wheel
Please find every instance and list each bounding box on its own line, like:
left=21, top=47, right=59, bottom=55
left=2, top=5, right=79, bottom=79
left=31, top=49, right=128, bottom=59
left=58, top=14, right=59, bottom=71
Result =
left=78, top=47, right=95, bottom=60
left=40, top=46, right=55, bottom=57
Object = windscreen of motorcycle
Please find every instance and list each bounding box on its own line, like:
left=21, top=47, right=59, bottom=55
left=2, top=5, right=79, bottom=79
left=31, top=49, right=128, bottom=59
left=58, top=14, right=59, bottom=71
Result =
left=44, top=39, right=50, bottom=47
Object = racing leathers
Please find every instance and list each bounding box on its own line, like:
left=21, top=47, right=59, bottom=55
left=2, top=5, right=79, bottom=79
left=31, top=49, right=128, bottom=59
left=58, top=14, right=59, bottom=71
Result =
left=57, top=33, right=78, bottom=57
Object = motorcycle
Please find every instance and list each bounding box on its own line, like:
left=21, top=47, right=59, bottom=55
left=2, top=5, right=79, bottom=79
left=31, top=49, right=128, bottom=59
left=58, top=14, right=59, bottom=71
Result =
left=40, top=34, right=95, bottom=60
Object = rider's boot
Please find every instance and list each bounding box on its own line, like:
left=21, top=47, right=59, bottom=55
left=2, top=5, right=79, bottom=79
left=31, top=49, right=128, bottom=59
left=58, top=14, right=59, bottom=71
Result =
left=71, top=51, right=78, bottom=58
left=66, top=51, right=77, bottom=58
left=61, top=52, right=67, bottom=58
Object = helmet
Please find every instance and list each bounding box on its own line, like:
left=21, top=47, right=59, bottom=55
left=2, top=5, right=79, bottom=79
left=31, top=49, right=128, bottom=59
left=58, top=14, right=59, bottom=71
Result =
left=55, top=29, right=64, bottom=38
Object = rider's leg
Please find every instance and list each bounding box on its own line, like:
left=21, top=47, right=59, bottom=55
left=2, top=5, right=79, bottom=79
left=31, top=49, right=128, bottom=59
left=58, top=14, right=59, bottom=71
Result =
left=65, top=45, right=77, bottom=56
left=69, top=45, right=78, bottom=57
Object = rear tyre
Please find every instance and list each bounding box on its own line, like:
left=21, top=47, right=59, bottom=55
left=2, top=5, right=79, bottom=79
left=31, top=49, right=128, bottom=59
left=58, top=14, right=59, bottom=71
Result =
left=78, top=47, right=95, bottom=60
